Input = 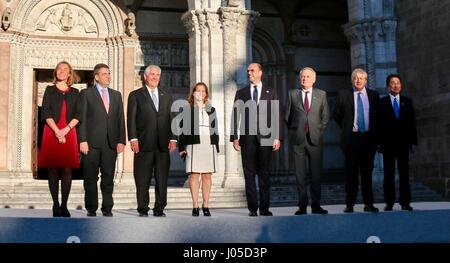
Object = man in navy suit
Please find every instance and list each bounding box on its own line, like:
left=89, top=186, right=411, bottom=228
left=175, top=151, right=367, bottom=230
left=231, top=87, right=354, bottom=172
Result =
left=334, top=68, right=379, bottom=213
left=378, top=74, right=417, bottom=211
left=230, top=63, right=282, bottom=217
left=78, top=63, right=126, bottom=217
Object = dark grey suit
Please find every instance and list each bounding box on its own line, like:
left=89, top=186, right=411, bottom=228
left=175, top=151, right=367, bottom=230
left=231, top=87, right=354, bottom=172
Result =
left=286, top=88, right=330, bottom=208
left=78, top=85, right=126, bottom=213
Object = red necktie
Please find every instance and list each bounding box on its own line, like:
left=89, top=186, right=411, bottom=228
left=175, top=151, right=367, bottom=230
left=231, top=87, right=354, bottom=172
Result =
left=304, top=91, right=309, bottom=133
left=101, top=88, right=109, bottom=113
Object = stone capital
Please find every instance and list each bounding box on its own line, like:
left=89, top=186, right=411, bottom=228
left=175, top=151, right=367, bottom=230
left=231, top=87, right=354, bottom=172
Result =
left=181, top=11, right=199, bottom=38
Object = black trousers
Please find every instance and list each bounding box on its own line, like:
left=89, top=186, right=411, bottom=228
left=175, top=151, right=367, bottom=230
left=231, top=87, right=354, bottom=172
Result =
left=344, top=133, right=376, bottom=207
left=83, top=146, right=117, bottom=213
left=383, top=146, right=411, bottom=206
left=240, top=137, right=273, bottom=213
left=134, top=150, right=170, bottom=213
left=293, top=134, right=323, bottom=208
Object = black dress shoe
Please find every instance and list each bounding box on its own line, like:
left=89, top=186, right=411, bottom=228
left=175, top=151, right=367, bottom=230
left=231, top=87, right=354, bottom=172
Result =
left=248, top=211, right=258, bottom=217
left=52, top=204, right=61, bottom=217
left=343, top=206, right=354, bottom=213
left=60, top=206, right=71, bottom=217
left=295, top=208, right=306, bottom=216
left=102, top=211, right=113, bottom=217
left=364, top=205, right=379, bottom=213
left=202, top=207, right=211, bottom=216
left=153, top=211, right=166, bottom=217
left=384, top=204, right=394, bottom=211
left=86, top=211, right=96, bottom=217
left=311, top=206, right=328, bottom=215
left=401, top=205, right=413, bottom=211
left=192, top=208, right=200, bottom=217
left=259, top=210, right=273, bottom=216
left=138, top=211, right=148, bottom=217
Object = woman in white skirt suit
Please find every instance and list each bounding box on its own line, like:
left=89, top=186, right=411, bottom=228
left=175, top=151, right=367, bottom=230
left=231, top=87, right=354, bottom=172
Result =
left=178, top=82, right=219, bottom=216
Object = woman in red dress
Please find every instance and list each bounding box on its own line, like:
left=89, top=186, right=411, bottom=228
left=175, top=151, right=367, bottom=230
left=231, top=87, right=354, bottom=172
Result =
left=38, top=61, right=80, bottom=217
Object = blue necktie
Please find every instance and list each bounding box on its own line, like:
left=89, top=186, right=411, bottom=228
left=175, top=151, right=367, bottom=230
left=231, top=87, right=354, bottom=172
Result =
left=357, top=92, right=366, bottom=132
left=252, top=85, right=258, bottom=105
left=393, top=97, right=400, bottom=120
left=151, top=90, right=159, bottom=112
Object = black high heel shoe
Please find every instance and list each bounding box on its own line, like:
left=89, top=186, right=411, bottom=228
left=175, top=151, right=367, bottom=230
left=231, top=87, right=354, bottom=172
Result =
left=192, top=207, right=199, bottom=217
left=60, top=206, right=71, bottom=217
left=52, top=204, right=61, bottom=217
left=202, top=207, right=211, bottom=216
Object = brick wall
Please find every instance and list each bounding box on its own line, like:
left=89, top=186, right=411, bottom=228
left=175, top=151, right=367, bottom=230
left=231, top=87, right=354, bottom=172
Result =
left=396, top=0, right=450, bottom=197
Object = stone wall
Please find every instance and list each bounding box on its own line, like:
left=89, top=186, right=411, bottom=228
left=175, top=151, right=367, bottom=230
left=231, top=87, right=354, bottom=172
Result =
left=396, top=0, right=450, bottom=197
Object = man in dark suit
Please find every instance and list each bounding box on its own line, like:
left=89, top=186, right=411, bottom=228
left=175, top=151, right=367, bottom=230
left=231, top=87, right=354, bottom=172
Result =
left=78, top=63, right=126, bottom=217
left=379, top=74, right=417, bottom=211
left=230, top=63, right=281, bottom=217
left=285, top=67, right=330, bottom=215
left=334, top=68, right=379, bottom=213
left=127, top=65, right=177, bottom=217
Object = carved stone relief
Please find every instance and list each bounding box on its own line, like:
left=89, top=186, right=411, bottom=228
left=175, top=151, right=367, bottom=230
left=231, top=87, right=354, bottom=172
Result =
left=1, top=7, right=11, bottom=31
left=35, top=4, right=98, bottom=37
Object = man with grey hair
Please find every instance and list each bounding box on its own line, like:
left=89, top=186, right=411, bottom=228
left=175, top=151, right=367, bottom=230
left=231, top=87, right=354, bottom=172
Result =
left=286, top=67, right=330, bottom=215
left=334, top=68, right=380, bottom=213
left=127, top=65, right=177, bottom=217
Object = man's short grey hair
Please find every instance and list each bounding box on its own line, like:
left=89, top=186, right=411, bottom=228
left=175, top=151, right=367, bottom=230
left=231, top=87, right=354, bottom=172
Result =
left=144, top=65, right=162, bottom=76
left=299, top=67, right=316, bottom=78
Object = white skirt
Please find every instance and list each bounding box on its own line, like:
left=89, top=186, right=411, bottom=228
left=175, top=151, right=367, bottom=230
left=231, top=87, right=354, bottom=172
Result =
left=186, top=134, right=218, bottom=173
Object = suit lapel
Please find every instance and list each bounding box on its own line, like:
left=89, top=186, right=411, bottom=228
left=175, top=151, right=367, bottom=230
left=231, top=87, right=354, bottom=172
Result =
left=243, top=86, right=252, bottom=102
left=349, top=89, right=355, bottom=116
left=157, top=88, right=164, bottom=113
left=92, top=86, right=109, bottom=115
left=260, top=85, right=269, bottom=101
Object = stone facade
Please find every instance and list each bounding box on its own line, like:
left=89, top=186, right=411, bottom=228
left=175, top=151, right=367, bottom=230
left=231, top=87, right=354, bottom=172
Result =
left=396, top=0, right=450, bottom=197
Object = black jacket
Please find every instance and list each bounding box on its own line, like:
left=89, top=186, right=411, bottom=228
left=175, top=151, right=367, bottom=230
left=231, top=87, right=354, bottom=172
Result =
left=178, top=105, right=219, bottom=153
left=334, top=88, right=379, bottom=150
left=40, top=85, right=80, bottom=123
left=77, top=86, right=126, bottom=149
left=378, top=95, right=418, bottom=150
left=230, top=84, right=283, bottom=146
left=127, top=86, right=176, bottom=152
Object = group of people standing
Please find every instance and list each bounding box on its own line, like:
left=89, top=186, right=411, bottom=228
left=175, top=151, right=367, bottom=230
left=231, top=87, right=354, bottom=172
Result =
left=286, top=67, right=417, bottom=215
left=37, top=60, right=417, bottom=218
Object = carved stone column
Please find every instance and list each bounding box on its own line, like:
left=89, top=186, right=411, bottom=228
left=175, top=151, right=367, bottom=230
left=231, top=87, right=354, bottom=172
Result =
left=220, top=7, right=258, bottom=187
left=182, top=6, right=258, bottom=188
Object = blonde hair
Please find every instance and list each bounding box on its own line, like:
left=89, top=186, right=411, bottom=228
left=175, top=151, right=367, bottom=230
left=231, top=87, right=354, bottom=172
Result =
left=53, top=61, right=79, bottom=86
left=351, top=68, right=368, bottom=81
left=187, top=82, right=209, bottom=106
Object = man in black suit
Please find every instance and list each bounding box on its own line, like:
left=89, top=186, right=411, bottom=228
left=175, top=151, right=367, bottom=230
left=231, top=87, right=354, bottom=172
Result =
left=334, top=68, right=379, bottom=213
left=285, top=67, right=330, bottom=215
left=230, top=63, right=282, bottom=217
left=127, top=65, right=177, bottom=217
left=379, top=74, right=417, bottom=211
left=78, top=63, right=126, bottom=217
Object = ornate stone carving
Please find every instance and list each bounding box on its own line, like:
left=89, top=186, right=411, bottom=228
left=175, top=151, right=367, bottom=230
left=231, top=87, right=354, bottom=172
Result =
left=1, top=7, right=12, bottom=31
left=124, top=12, right=136, bottom=37
left=227, top=0, right=241, bottom=7
left=181, top=11, right=198, bottom=38
left=35, top=4, right=97, bottom=36
left=206, top=12, right=221, bottom=34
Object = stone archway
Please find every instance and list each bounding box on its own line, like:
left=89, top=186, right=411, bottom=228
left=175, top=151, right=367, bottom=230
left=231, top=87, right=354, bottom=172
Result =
left=7, top=0, right=134, bottom=175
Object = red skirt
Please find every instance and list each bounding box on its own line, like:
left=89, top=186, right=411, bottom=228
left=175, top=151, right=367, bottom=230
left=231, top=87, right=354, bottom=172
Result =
left=38, top=100, right=80, bottom=169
